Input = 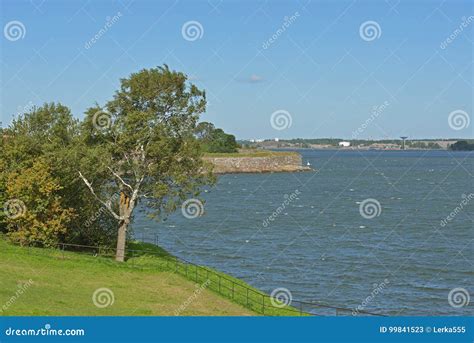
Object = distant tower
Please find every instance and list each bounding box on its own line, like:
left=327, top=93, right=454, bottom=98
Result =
left=400, top=136, right=408, bottom=150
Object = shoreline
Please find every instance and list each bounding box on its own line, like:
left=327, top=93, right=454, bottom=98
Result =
left=204, top=151, right=312, bottom=174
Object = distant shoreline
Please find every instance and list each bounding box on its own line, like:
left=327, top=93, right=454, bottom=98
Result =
left=240, top=138, right=472, bottom=151
left=264, top=146, right=449, bottom=151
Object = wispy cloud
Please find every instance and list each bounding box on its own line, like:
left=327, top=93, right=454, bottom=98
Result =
left=235, top=74, right=264, bottom=83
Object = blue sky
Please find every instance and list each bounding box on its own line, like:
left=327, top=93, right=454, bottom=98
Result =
left=1, top=0, right=472, bottom=139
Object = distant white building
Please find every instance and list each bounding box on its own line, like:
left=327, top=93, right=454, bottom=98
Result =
left=274, top=138, right=279, bottom=142
left=338, top=141, right=351, bottom=147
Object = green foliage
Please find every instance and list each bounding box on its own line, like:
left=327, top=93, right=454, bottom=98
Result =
left=195, top=121, right=239, bottom=153
left=5, top=160, right=75, bottom=246
left=1, top=66, right=219, bottom=251
left=406, top=141, right=441, bottom=149
left=79, top=64, right=215, bottom=220
left=0, top=103, right=117, bottom=246
left=450, top=140, right=474, bottom=151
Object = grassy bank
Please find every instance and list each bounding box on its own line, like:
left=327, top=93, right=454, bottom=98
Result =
left=0, top=238, right=300, bottom=316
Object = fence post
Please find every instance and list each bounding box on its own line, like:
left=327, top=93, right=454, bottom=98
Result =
left=232, top=282, right=234, bottom=299
left=195, top=266, right=198, bottom=282
left=246, top=288, right=249, bottom=307
left=186, top=263, right=188, bottom=277
left=262, top=294, right=265, bottom=315
left=299, top=302, right=303, bottom=316
left=218, top=276, right=221, bottom=293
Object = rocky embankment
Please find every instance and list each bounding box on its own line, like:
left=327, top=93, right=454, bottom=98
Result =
left=204, top=152, right=311, bottom=174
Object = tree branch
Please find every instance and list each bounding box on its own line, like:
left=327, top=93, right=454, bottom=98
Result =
left=107, top=167, right=133, bottom=191
left=130, top=176, right=144, bottom=205
left=78, top=171, right=123, bottom=221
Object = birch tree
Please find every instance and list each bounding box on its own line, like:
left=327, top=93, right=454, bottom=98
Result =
left=78, top=65, right=213, bottom=261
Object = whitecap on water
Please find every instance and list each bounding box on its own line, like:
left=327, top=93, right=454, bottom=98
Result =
left=359, top=225, right=366, bottom=228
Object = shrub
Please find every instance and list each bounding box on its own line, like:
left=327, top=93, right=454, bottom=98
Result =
left=5, top=160, right=75, bottom=246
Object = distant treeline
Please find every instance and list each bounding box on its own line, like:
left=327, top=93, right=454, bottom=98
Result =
left=240, top=138, right=449, bottom=149
left=450, top=140, right=474, bottom=151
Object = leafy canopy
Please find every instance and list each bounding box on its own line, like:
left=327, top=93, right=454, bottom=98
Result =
left=195, top=122, right=239, bottom=153
left=79, top=65, right=214, bottom=219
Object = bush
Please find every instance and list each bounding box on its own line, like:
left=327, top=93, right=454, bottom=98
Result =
left=5, top=160, right=75, bottom=246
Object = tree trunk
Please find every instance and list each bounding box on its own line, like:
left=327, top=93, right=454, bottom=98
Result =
left=116, top=192, right=132, bottom=262
left=115, top=220, right=128, bottom=262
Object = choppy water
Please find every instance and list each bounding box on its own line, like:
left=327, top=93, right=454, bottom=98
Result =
left=135, top=150, right=473, bottom=316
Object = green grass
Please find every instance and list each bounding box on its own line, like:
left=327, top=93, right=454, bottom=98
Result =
left=126, top=241, right=303, bottom=316
left=0, top=238, right=302, bottom=316
left=204, top=149, right=297, bottom=158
